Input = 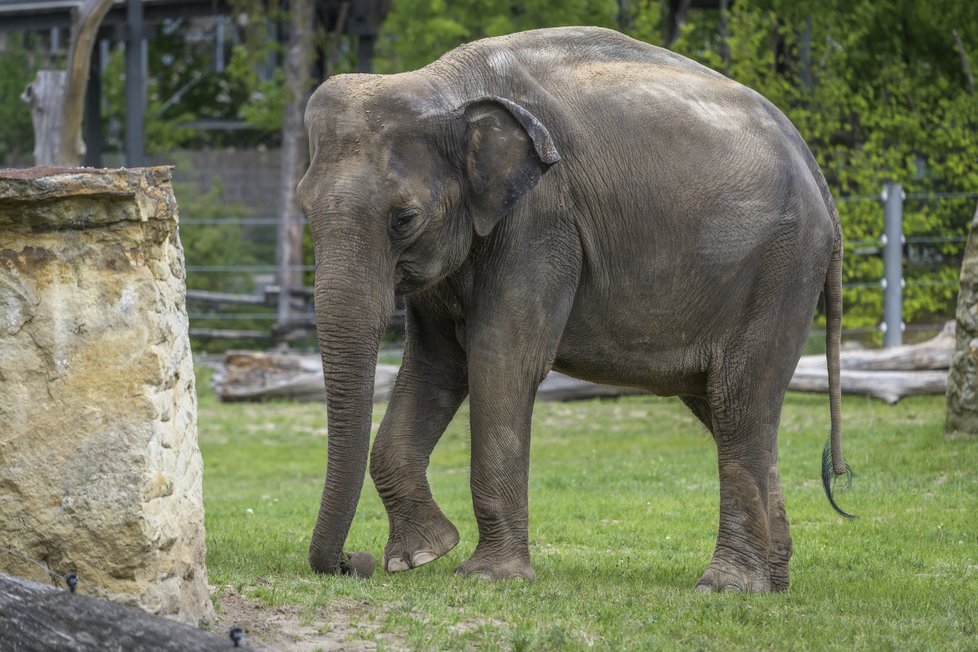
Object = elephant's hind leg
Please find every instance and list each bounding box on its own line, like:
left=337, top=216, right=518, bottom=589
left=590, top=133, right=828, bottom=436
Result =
left=370, top=304, right=467, bottom=572
left=694, top=353, right=793, bottom=592
left=767, top=463, right=793, bottom=591
left=697, top=445, right=776, bottom=593
left=681, top=393, right=780, bottom=592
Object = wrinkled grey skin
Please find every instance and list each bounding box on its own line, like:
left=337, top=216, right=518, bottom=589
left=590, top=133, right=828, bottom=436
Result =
left=298, top=26, right=846, bottom=592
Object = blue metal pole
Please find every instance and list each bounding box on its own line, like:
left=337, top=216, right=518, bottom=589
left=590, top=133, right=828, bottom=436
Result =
left=880, top=181, right=904, bottom=347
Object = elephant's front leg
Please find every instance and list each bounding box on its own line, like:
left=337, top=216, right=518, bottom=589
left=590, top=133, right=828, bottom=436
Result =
left=369, top=305, right=468, bottom=572
left=456, top=354, right=540, bottom=581
left=457, top=290, right=576, bottom=580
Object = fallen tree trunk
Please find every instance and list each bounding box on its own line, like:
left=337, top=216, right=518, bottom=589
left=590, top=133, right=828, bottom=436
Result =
left=213, top=351, right=639, bottom=403
left=789, top=322, right=952, bottom=403
left=215, top=323, right=954, bottom=405
left=0, top=572, right=251, bottom=651
left=213, top=350, right=398, bottom=403
left=796, top=321, right=954, bottom=371
left=788, top=368, right=948, bottom=405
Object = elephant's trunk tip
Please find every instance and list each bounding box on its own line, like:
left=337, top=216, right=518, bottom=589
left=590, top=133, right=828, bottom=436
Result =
left=341, top=551, right=377, bottom=578
left=310, top=550, right=376, bottom=578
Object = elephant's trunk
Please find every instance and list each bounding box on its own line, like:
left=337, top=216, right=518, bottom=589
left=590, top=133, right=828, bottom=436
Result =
left=308, top=250, right=394, bottom=575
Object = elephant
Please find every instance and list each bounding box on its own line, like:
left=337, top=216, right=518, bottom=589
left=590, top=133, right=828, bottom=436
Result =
left=297, top=26, right=852, bottom=592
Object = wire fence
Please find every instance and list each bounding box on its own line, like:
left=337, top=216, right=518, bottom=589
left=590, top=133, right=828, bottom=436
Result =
left=180, top=188, right=978, bottom=350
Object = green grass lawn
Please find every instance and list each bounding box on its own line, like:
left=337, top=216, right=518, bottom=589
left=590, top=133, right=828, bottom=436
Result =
left=198, top=367, right=978, bottom=650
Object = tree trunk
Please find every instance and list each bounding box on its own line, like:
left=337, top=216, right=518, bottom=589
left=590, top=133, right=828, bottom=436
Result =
left=947, top=201, right=978, bottom=433
left=21, top=70, right=66, bottom=166
left=59, top=0, right=114, bottom=166
left=795, top=321, right=954, bottom=371
left=276, top=0, right=316, bottom=329
left=20, top=0, right=112, bottom=167
left=788, top=369, right=947, bottom=405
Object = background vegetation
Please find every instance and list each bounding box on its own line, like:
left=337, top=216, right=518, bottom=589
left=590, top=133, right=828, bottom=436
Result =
left=2, top=0, right=976, bottom=332
left=198, top=368, right=978, bottom=650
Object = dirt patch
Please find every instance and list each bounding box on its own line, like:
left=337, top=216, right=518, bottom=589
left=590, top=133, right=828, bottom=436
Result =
left=210, top=589, right=406, bottom=651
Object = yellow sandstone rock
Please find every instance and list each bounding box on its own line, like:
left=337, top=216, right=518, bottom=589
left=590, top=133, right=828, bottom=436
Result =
left=0, top=167, right=211, bottom=625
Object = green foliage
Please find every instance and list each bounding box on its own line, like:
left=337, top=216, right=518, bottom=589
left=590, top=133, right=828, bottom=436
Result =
left=100, top=16, right=279, bottom=151
left=668, top=0, right=978, bottom=328
left=173, top=170, right=277, bottom=351
left=175, top=177, right=260, bottom=292
left=198, top=374, right=978, bottom=650
left=374, top=0, right=977, bottom=330
left=0, top=36, right=39, bottom=163
left=226, top=45, right=286, bottom=132
left=374, top=0, right=625, bottom=72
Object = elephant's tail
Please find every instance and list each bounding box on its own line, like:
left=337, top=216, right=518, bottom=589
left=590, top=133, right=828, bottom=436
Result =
left=821, top=199, right=855, bottom=519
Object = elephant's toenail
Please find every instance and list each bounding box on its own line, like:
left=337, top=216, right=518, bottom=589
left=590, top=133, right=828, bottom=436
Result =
left=387, top=557, right=410, bottom=572
left=412, top=551, right=437, bottom=566
left=695, top=583, right=713, bottom=592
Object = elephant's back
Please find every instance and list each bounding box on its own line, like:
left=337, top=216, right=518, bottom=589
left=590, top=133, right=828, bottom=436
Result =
left=430, top=27, right=783, bottom=153
left=435, top=26, right=720, bottom=80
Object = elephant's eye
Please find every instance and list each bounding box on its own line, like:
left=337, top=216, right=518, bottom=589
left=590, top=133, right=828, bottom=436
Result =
left=389, top=209, right=421, bottom=237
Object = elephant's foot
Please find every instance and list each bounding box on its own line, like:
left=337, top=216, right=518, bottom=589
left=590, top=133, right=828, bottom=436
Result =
left=767, top=538, right=792, bottom=591
left=383, top=511, right=459, bottom=573
left=695, top=558, right=772, bottom=593
left=456, top=547, right=535, bottom=581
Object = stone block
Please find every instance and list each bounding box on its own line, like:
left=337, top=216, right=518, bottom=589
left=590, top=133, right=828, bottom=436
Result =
left=0, top=167, right=211, bottom=625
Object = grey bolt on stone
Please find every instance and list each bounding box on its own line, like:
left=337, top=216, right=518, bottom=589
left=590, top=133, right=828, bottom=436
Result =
left=0, top=167, right=212, bottom=625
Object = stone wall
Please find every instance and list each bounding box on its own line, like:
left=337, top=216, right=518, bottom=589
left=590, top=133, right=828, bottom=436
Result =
left=947, top=202, right=978, bottom=434
left=0, top=167, right=212, bottom=625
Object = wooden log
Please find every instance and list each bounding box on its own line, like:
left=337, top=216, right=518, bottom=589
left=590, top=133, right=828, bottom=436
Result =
left=0, top=572, right=251, bottom=651
left=537, top=372, right=645, bottom=401
left=214, top=327, right=953, bottom=407
left=21, top=70, right=67, bottom=166
left=796, top=321, right=954, bottom=371
left=213, top=350, right=398, bottom=403
left=789, top=368, right=947, bottom=404
left=213, top=351, right=638, bottom=404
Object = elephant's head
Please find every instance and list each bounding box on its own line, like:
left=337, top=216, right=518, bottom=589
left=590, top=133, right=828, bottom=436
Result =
left=297, top=73, right=560, bottom=575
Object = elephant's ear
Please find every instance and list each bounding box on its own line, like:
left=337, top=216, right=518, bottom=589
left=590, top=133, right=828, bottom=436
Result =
left=460, top=96, right=560, bottom=237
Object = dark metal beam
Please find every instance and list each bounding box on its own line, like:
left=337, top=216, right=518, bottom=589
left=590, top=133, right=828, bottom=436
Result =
left=124, top=0, right=144, bottom=167
left=83, top=41, right=102, bottom=167
left=0, top=0, right=233, bottom=34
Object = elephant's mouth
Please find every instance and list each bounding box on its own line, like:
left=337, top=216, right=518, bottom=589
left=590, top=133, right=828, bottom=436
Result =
left=393, top=260, right=444, bottom=298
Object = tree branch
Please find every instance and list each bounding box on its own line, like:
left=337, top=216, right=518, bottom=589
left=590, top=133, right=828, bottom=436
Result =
left=952, top=29, right=975, bottom=94
left=59, top=0, right=114, bottom=166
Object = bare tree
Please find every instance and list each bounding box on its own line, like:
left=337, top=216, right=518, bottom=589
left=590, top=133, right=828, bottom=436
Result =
left=276, top=0, right=317, bottom=329
left=21, top=0, right=113, bottom=166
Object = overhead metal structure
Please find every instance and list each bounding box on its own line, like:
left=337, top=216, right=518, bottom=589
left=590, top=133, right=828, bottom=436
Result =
left=0, top=0, right=387, bottom=167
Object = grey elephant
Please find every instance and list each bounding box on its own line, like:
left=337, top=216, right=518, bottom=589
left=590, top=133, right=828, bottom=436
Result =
left=297, top=26, right=851, bottom=592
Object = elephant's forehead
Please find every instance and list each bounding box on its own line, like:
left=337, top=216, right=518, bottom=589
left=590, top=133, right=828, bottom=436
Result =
left=309, top=73, right=433, bottom=128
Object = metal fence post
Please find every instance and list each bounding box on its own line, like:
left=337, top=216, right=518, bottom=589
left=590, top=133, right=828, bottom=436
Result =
left=125, top=0, right=145, bottom=167
left=880, top=181, right=905, bottom=347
